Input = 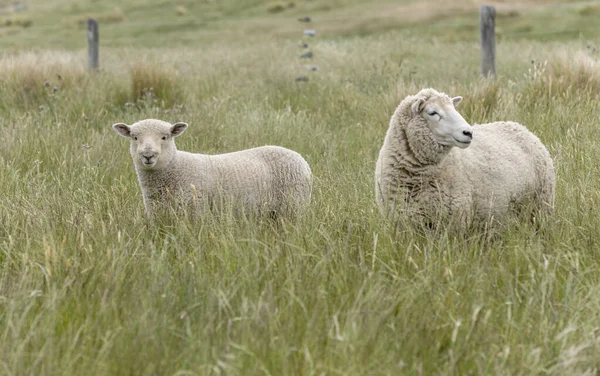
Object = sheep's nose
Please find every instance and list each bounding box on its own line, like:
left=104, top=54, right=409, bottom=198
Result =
left=141, top=151, right=156, bottom=162
left=462, top=130, right=473, bottom=139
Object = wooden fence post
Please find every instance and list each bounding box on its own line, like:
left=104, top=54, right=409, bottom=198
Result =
left=87, top=19, right=99, bottom=71
left=479, top=5, right=495, bottom=77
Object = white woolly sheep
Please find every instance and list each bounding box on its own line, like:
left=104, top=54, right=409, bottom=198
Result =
left=112, top=119, right=312, bottom=218
left=375, top=88, right=555, bottom=227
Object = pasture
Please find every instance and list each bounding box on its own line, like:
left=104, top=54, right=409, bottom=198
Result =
left=2, top=0, right=600, bottom=374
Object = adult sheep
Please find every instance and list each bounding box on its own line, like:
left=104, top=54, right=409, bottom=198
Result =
left=375, top=88, right=555, bottom=228
left=112, top=119, right=312, bottom=219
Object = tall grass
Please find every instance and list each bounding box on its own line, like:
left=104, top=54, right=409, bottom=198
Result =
left=129, top=62, right=184, bottom=109
left=1, top=34, right=600, bottom=375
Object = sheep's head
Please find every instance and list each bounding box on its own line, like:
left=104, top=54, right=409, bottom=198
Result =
left=410, top=88, right=473, bottom=149
left=112, top=119, right=188, bottom=171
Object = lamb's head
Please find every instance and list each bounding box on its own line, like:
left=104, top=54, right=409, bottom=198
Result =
left=112, top=119, right=188, bottom=171
left=408, top=88, right=473, bottom=149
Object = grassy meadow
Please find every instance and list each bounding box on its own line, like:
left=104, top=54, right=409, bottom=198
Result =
left=2, top=0, right=600, bottom=374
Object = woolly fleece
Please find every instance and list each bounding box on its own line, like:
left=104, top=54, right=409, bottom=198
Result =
left=375, top=88, right=555, bottom=226
left=113, top=119, right=312, bottom=218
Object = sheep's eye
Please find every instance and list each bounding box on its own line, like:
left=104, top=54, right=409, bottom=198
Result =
left=427, top=111, right=438, bottom=117
left=133, top=136, right=138, bottom=140
left=162, top=136, right=167, bottom=141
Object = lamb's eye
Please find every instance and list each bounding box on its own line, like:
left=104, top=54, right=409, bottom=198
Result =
left=162, top=136, right=167, bottom=141
left=133, top=136, right=138, bottom=140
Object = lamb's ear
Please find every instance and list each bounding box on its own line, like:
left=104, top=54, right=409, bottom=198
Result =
left=452, top=96, right=463, bottom=107
left=411, top=98, right=425, bottom=115
left=171, top=122, right=188, bottom=137
left=112, top=123, right=131, bottom=138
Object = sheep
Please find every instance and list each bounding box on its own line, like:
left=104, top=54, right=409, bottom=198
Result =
left=112, top=119, right=312, bottom=219
left=375, top=88, right=555, bottom=228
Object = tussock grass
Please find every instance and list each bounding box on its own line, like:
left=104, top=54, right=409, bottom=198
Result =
left=1, top=16, right=600, bottom=376
left=129, top=62, right=184, bottom=109
left=454, top=78, right=504, bottom=124
left=577, top=2, right=600, bottom=16
left=514, top=51, right=600, bottom=139
left=0, top=51, right=87, bottom=110
left=546, top=51, right=600, bottom=94
left=175, top=5, right=187, bottom=17
left=520, top=51, right=600, bottom=102
left=0, top=16, right=33, bottom=28
left=66, top=8, right=125, bottom=27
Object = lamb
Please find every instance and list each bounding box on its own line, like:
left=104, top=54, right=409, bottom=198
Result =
left=112, top=119, right=312, bottom=218
left=375, top=88, right=555, bottom=228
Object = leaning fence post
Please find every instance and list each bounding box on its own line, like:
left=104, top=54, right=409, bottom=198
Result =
left=479, top=5, right=495, bottom=77
left=87, top=18, right=99, bottom=71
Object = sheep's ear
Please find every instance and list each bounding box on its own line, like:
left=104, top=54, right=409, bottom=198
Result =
left=452, top=96, right=463, bottom=107
left=112, top=123, right=131, bottom=137
left=171, top=122, right=188, bottom=137
left=411, top=98, right=425, bottom=115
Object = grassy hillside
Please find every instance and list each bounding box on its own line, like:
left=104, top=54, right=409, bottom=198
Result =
left=0, top=0, right=599, bottom=48
left=1, top=0, right=600, bottom=375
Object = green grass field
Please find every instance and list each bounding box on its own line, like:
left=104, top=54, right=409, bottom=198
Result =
left=2, top=0, right=600, bottom=374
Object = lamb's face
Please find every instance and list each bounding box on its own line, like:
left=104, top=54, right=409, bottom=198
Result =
left=412, top=95, right=473, bottom=149
left=112, top=119, right=188, bottom=171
